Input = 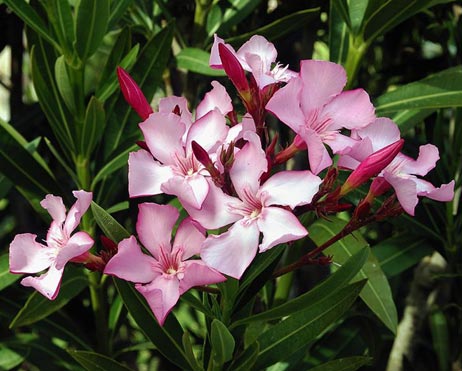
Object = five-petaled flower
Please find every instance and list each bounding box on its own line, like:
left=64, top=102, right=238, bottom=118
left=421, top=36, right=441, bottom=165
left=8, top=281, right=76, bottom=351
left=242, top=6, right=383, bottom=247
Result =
left=9, top=190, right=94, bottom=299
left=104, top=203, right=226, bottom=325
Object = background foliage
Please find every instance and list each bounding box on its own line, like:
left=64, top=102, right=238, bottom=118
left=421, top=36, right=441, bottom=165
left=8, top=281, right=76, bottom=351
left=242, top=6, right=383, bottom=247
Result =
left=0, top=0, right=460, bottom=370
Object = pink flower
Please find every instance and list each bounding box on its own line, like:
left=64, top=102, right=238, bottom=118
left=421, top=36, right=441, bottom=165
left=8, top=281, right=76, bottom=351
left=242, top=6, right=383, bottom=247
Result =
left=266, top=60, right=375, bottom=174
left=339, top=118, right=455, bottom=215
left=210, top=35, right=297, bottom=89
left=9, top=191, right=94, bottom=299
left=128, top=82, right=234, bottom=208
left=184, top=132, right=322, bottom=278
left=104, top=203, right=225, bottom=325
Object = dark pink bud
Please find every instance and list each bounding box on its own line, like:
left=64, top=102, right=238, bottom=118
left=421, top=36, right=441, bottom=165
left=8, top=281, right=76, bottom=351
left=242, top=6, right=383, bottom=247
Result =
left=191, top=140, right=213, bottom=168
left=117, top=66, right=153, bottom=120
left=218, top=43, right=249, bottom=93
left=341, top=139, right=404, bottom=195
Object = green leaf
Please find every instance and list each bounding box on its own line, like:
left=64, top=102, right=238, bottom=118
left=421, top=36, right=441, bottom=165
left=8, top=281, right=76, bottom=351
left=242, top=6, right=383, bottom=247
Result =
left=430, top=309, right=450, bottom=371
left=114, top=279, right=190, bottom=370
left=206, top=3, right=222, bottom=38
left=216, top=0, right=262, bottom=37
left=362, top=0, right=453, bottom=43
left=30, top=41, right=76, bottom=156
left=253, top=280, right=366, bottom=369
left=176, top=48, right=226, bottom=76
left=46, top=0, right=75, bottom=59
left=228, top=342, right=259, bottom=371
left=0, top=254, right=21, bottom=292
left=55, top=55, right=77, bottom=114
left=9, top=267, right=88, bottom=328
left=329, top=1, right=350, bottom=65
left=375, top=67, right=462, bottom=115
left=211, top=319, right=235, bottom=365
left=0, top=119, right=62, bottom=198
left=104, top=22, right=174, bottom=159
left=0, top=346, right=28, bottom=370
left=92, top=144, right=136, bottom=189
left=348, top=0, right=369, bottom=36
left=3, top=0, right=60, bottom=51
left=226, top=8, right=319, bottom=45
left=68, top=350, right=135, bottom=371
left=231, top=248, right=368, bottom=328
left=373, top=235, right=433, bottom=277
left=182, top=332, right=203, bottom=371
left=74, top=0, right=110, bottom=61
left=91, top=201, right=131, bottom=242
left=310, top=217, right=398, bottom=334
left=108, top=0, right=133, bottom=30
left=80, top=96, right=106, bottom=157
left=308, top=356, right=373, bottom=371
left=390, top=108, right=434, bottom=132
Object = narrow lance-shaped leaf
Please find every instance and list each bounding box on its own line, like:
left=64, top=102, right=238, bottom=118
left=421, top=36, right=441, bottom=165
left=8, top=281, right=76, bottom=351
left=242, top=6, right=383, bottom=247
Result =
left=211, top=319, right=235, bottom=365
left=176, top=48, right=226, bottom=76
left=68, top=350, right=135, bottom=371
left=104, top=22, right=174, bottom=159
left=9, top=267, right=88, bottom=328
left=0, top=119, right=62, bottom=198
left=309, top=217, right=398, bottom=334
left=46, top=0, right=75, bottom=59
left=375, top=66, right=462, bottom=115
left=79, top=96, right=106, bottom=157
left=253, top=280, right=366, bottom=369
left=308, top=356, right=373, bottom=371
left=0, top=254, right=21, bottom=292
left=55, top=56, right=77, bottom=115
left=231, top=248, right=368, bottom=327
left=75, top=0, right=110, bottom=62
left=3, top=0, right=60, bottom=51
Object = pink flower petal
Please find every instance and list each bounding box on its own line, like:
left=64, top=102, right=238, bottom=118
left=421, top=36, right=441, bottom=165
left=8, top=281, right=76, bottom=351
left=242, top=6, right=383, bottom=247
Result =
left=173, top=218, right=206, bottom=259
left=257, top=207, right=308, bottom=252
left=260, top=170, right=322, bottom=208
left=230, top=132, right=267, bottom=197
left=9, top=234, right=54, bottom=274
left=128, top=150, right=174, bottom=197
left=383, top=173, right=418, bottom=215
left=183, top=180, right=241, bottom=229
left=196, top=81, right=233, bottom=119
left=104, top=236, right=158, bottom=283
left=40, top=194, right=66, bottom=226
left=137, top=203, right=178, bottom=258
left=266, top=77, right=305, bottom=132
left=322, top=132, right=358, bottom=155
left=299, top=60, right=347, bottom=113
left=136, top=276, right=180, bottom=325
left=20, top=264, right=64, bottom=300
left=158, top=96, right=193, bottom=131
left=140, top=112, right=186, bottom=165
left=55, top=231, right=94, bottom=270
left=299, top=127, right=332, bottom=175
left=322, top=89, right=375, bottom=131
left=415, top=179, right=455, bottom=202
left=186, top=109, right=228, bottom=153
left=237, top=35, right=277, bottom=72
left=63, top=190, right=92, bottom=236
left=357, top=117, right=401, bottom=151
left=401, top=144, right=439, bottom=176
left=162, top=174, right=209, bottom=209
left=180, top=260, right=226, bottom=294
left=201, top=221, right=260, bottom=279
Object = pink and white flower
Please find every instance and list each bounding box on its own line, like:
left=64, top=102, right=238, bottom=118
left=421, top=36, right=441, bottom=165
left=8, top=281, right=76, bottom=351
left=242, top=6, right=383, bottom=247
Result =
left=104, top=203, right=225, bottom=325
left=184, top=132, right=322, bottom=278
left=339, top=118, right=455, bottom=215
left=266, top=60, right=375, bottom=174
left=9, top=191, right=94, bottom=299
left=128, top=82, right=235, bottom=208
left=210, top=35, right=297, bottom=89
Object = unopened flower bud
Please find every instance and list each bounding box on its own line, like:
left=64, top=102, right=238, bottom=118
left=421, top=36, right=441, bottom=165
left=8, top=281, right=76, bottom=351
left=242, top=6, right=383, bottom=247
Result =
left=117, top=66, right=153, bottom=120
left=218, top=43, right=249, bottom=94
left=341, top=139, right=404, bottom=196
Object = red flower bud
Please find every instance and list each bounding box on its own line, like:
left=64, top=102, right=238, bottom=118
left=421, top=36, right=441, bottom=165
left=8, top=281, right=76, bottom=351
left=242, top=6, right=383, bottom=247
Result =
left=117, top=66, right=153, bottom=120
left=218, top=43, right=249, bottom=93
left=341, top=139, right=404, bottom=195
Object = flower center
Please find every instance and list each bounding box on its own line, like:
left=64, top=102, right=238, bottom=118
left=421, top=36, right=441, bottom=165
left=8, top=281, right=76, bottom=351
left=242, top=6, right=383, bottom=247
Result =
left=173, top=152, right=201, bottom=177
left=158, top=246, right=185, bottom=279
left=228, top=186, right=262, bottom=222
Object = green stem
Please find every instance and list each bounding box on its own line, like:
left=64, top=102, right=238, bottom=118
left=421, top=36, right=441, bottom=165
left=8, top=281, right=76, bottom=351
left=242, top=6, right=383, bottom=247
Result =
left=193, top=0, right=212, bottom=46
left=343, top=36, right=368, bottom=89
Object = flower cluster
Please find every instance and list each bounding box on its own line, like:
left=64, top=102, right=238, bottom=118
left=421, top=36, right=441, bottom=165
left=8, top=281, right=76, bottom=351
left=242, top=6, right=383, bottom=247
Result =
left=9, top=35, right=454, bottom=325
